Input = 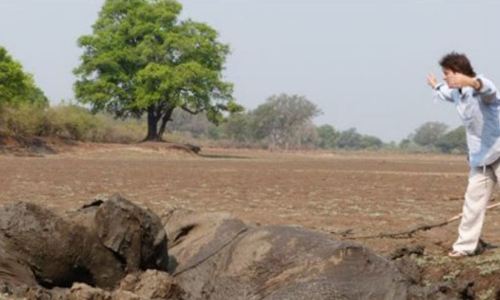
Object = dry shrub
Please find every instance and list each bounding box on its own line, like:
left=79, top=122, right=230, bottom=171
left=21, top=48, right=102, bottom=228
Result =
left=0, top=102, right=46, bottom=136
left=92, top=114, right=145, bottom=143
left=0, top=103, right=145, bottom=143
left=43, top=105, right=100, bottom=140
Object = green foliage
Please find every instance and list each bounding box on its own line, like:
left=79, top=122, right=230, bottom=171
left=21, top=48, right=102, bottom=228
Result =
left=44, top=105, right=101, bottom=140
left=160, top=96, right=390, bottom=151
left=0, top=46, right=48, bottom=105
left=167, top=108, right=215, bottom=138
left=207, top=125, right=223, bottom=140
left=223, top=112, right=253, bottom=143
left=0, top=103, right=144, bottom=143
left=399, top=138, right=412, bottom=149
left=74, top=0, right=236, bottom=140
left=251, top=94, right=321, bottom=149
left=435, top=126, right=466, bottom=154
left=401, top=122, right=466, bottom=154
left=360, top=135, right=383, bottom=149
left=316, top=124, right=338, bottom=149
left=93, top=113, right=145, bottom=143
left=412, top=122, right=448, bottom=147
left=0, top=102, right=46, bottom=136
left=334, top=128, right=384, bottom=150
left=336, top=128, right=362, bottom=149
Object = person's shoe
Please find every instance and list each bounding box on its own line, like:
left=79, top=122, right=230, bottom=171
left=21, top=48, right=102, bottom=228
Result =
left=448, top=250, right=469, bottom=258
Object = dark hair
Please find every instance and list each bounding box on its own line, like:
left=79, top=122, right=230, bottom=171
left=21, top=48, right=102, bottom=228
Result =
left=439, top=52, right=476, bottom=77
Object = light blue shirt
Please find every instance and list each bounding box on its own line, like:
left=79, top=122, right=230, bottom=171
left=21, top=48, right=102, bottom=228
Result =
left=435, top=75, right=500, bottom=168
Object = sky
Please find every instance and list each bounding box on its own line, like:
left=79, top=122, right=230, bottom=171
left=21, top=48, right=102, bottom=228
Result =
left=1, top=0, right=500, bottom=142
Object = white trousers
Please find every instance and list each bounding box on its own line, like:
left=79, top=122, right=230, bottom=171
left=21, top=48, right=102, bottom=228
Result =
left=453, top=159, right=500, bottom=253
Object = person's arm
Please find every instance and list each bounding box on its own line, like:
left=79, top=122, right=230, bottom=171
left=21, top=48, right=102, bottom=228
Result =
left=446, top=73, right=498, bottom=104
left=427, top=73, right=454, bottom=102
left=475, top=75, right=498, bottom=104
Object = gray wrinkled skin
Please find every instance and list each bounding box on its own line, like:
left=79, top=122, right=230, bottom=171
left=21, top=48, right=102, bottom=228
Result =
left=164, top=210, right=410, bottom=300
left=0, top=195, right=169, bottom=293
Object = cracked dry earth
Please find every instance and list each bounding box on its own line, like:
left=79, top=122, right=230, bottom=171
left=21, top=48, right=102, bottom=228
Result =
left=2, top=145, right=500, bottom=298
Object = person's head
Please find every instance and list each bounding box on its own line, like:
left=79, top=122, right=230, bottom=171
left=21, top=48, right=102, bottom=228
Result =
left=439, top=52, right=476, bottom=81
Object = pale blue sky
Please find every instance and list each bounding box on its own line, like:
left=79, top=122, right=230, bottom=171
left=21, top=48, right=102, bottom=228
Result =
left=1, top=0, right=500, bottom=141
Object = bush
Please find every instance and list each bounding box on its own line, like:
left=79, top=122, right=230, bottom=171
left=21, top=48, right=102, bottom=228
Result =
left=0, top=102, right=46, bottom=136
left=0, top=103, right=145, bottom=143
left=43, top=105, right=100, bottom=140
left=93, top=114, right=145, bottom=143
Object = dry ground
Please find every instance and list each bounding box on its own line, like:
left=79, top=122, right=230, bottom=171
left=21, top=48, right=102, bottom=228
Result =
left=2, top=144, right=500, bottom=298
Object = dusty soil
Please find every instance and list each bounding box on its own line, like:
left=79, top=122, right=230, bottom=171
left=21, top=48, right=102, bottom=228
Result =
left=2, top=144, right=500, bottom=298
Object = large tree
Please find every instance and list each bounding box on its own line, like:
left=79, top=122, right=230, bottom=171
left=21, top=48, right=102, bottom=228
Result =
left=252, top=94, right=321, bottom=149
left=224, top=112, right=253, bottom=143
left=316, top=124, right=338, bottom=149
left=74, top=0, right=238, bottom=141
left=336, top=128, right=363, bottom=149
left=412, top=121, right=448, bottom=147
left=435, top=126, right=467, bottom=153
left=0, top=46, right=47, bottom=105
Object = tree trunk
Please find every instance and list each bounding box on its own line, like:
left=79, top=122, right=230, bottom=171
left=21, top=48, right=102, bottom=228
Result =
left=144, top=106, right=161, bottom=141
left=158, top=108, right=174, bottom=139
left=144, top=105, right=175, bottom=142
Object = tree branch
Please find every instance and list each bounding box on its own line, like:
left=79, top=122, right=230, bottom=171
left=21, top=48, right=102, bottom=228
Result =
left=181, top=105, right=202, bottom=115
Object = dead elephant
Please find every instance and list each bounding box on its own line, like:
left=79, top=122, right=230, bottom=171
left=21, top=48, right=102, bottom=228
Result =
left=163, top=210, right=412, bottom=300
left=0, top=195, right=169, bottom=292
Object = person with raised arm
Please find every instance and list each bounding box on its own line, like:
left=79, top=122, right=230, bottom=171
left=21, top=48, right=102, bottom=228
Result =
left=427, top=52, right=500, bottom=257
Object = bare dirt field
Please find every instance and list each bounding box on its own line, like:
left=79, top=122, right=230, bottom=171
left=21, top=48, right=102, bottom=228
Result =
left=2, top=144, right=500, bottom=298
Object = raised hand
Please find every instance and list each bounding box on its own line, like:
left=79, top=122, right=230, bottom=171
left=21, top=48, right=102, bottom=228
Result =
left=427, top=73, right=438, bottom=89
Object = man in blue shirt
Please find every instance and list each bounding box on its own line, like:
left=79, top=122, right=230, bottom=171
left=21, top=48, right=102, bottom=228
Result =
left=427, top=52, right=500, bottom=257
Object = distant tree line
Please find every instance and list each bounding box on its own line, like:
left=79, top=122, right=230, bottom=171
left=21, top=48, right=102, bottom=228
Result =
left=1, top=41, right=466, bottom=153
left=399, top=122, right=466, bottom=154
left=167, top=93, right=386, bottom=151
left=168, top=96, right=467, bottom=153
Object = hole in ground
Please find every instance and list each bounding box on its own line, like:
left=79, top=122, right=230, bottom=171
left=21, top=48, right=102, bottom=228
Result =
left=34, top=265, right=96, bottom=289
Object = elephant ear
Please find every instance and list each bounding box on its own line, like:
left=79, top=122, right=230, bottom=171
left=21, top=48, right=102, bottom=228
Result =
left=95, top=195, right=143, bottom=272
